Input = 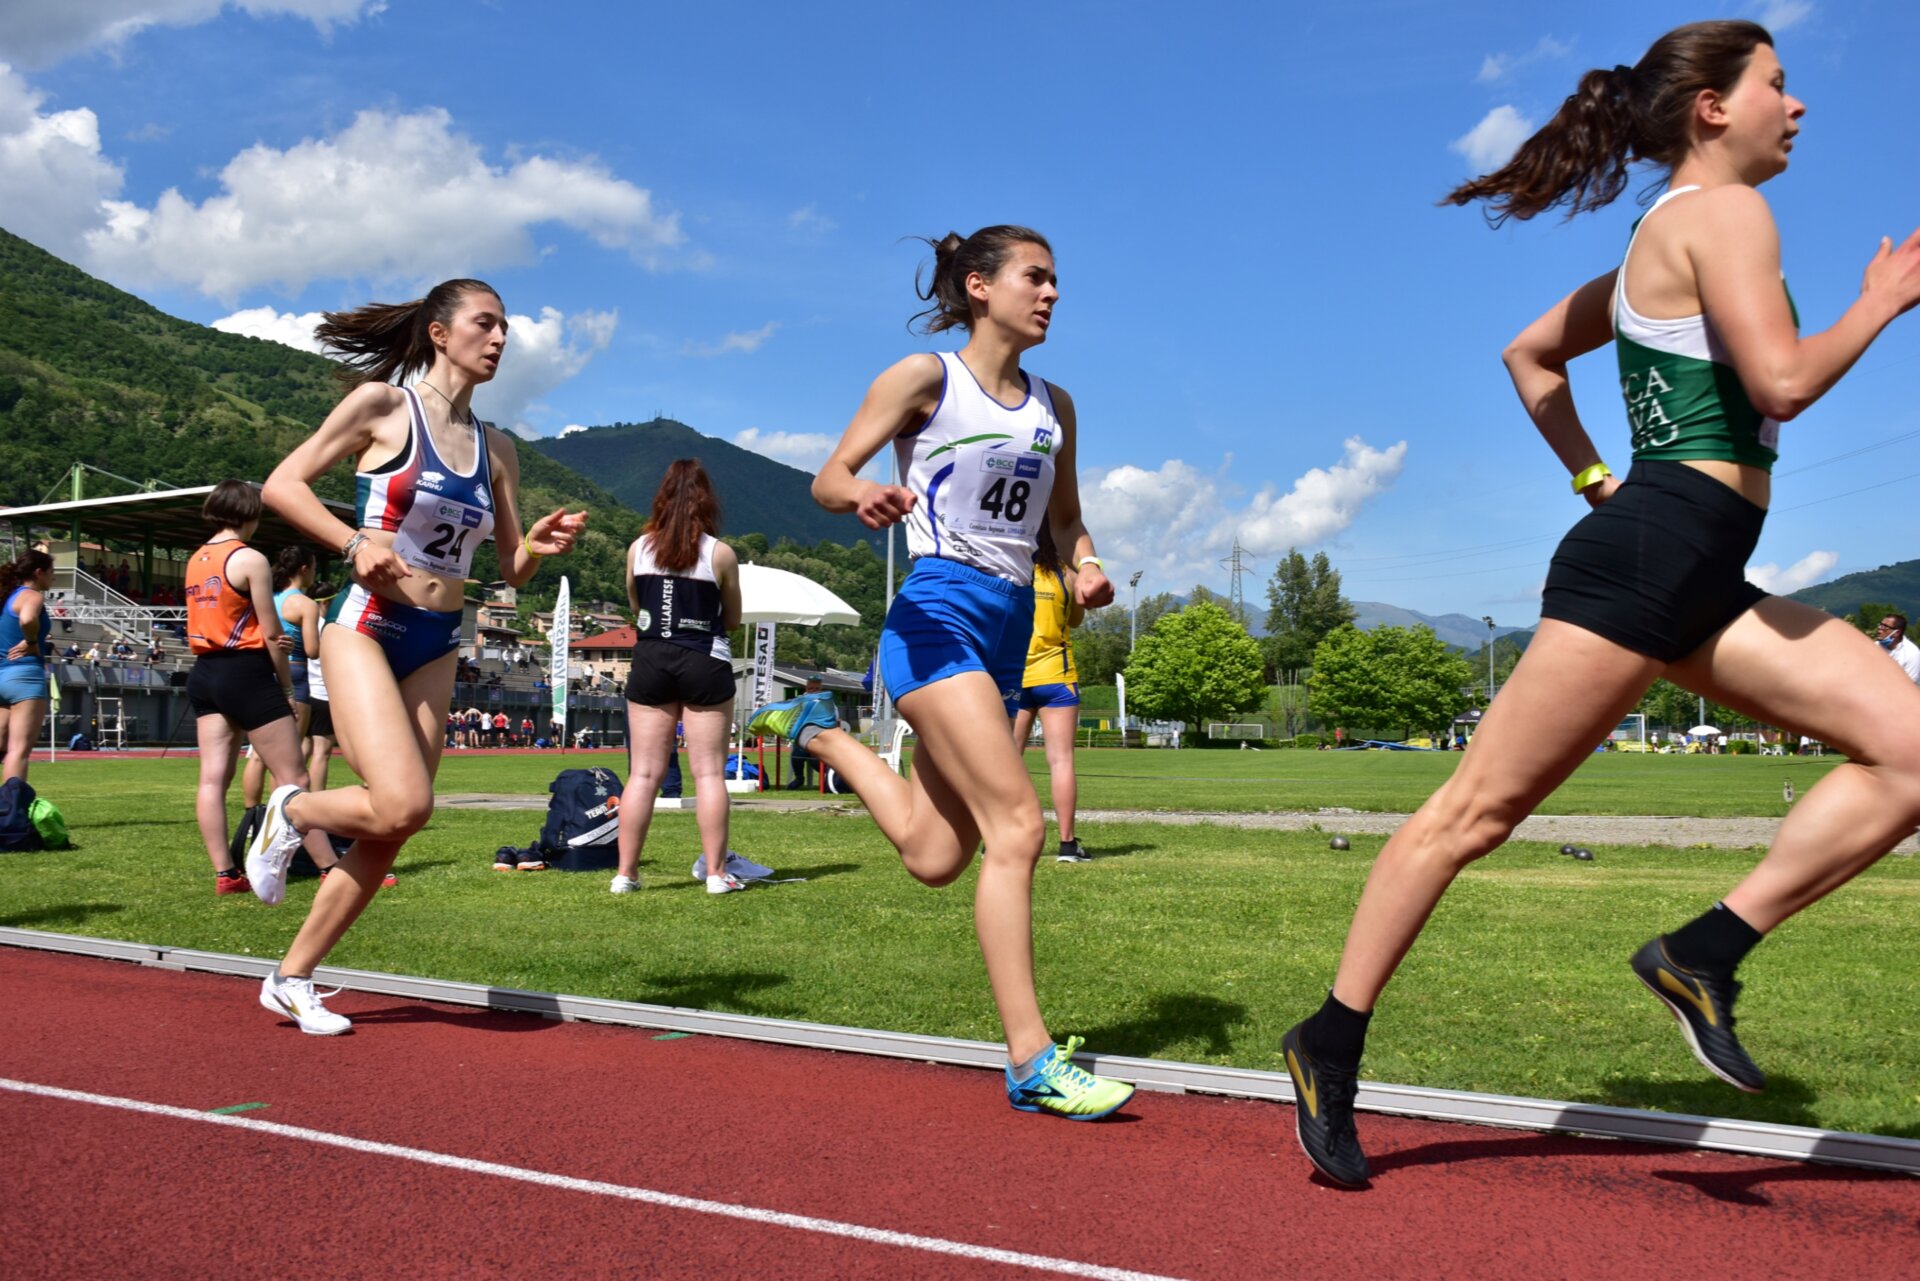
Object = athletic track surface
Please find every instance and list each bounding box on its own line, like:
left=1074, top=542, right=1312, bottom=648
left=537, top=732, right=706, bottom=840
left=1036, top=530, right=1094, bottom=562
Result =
left=3, top=948, right=1912, bottom=1280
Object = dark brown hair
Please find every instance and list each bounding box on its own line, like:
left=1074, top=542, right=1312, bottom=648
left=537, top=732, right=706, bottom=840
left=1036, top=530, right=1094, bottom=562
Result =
left=1034, top=523, right=1064, bottom=577
left=644, top=459, right=720, bottom=574
left=271, top=544, right=317, bottom=592
left=0, top=549, right=53, bottom=599
left=910, top=226, right=1053, bottom=334
left=202, top=479, right=264, bottom=531
left=1443, top=20, right=1773, bottom=225
left=315, top=278, right=502, bottom=385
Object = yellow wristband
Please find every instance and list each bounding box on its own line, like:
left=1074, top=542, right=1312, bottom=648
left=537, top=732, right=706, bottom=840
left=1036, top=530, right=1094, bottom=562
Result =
left=1570, top=463, right=1613, bottom=494
left=1075, top=556, right=1104, bottom=572
left=525, top=549, right=543, bottom=563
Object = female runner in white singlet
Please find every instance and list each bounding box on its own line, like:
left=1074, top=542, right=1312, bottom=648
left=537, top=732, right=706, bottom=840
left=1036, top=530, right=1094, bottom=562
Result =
left=251, top=278, right=586, bottom=1035
left=747, top=227, right=1135, bottom=1120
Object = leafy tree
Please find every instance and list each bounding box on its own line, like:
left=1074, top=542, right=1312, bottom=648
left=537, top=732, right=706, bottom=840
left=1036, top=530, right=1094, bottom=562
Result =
left=1845, top=601, right=1898, bottom=636
left=1636, top=679, right=1752, bottom=733
left=1263, top=549, right=1355, bottom=678
left=1073, top=591, right=1180, bottom=686
left=1122, top=602, right=1266, bottom=729
left=1308, top=623, right=1473, bottom=741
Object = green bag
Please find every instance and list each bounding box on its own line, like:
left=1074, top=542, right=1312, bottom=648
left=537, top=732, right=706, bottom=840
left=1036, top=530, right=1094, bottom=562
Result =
left=28, top=797, right=69, bottom=850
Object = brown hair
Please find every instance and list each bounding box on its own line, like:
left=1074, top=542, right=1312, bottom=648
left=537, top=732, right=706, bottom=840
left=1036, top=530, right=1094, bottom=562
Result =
left=271, top=544, right=317, bottom=592
left=0, top=549, right=53, bottom=598
left=1034, top=523, right=1064, bottom=577
left=315, top=278, right=502, bottom=385
left=644, top=459, right=720, bottom=574
left=910, top=226, right=1053, bottom=334
left=1442, top=20, right=1773, bottom=225
left=201, top=480, right=263, bottom=531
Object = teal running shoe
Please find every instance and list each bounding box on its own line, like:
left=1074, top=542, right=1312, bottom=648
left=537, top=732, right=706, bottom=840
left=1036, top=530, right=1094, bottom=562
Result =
left=1005, top=1036, right=1135, bottom=1120
left=747, top=690, right=838, bottom=741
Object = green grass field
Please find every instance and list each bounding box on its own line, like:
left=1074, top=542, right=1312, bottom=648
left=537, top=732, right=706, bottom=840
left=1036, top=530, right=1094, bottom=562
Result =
left=2, top=750, right=1915, bottom=1136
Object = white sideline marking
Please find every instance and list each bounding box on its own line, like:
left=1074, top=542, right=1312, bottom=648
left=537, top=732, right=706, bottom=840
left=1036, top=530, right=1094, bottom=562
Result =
left=1, top=1077, right=1187, bottom=1281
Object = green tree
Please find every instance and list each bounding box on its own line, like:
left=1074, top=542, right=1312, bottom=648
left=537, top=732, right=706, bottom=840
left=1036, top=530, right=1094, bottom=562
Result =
left=1073, top=591, right=1181, bottom=686
left=1636, top=679, right=1753, bottom=733
left=1308, top=623, right=1473, bottom=741
left=1122, top=602, right=1266, bottom=729
left=1845, top=601, right=1898, bottom=636
left=1263, top=549, right=1355, bottom=678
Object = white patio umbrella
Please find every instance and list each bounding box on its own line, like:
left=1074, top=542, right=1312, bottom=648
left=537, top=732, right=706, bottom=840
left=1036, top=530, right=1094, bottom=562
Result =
left=737, top=563, right=859, bottom=626
left=1688, top=724, right=1724, bottom=737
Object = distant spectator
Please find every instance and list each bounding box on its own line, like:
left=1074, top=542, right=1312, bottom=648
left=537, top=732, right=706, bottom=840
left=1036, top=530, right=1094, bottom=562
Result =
left=85, top=643, right=101, bottom=666
left=112, top=638, right=134, bottom=660
left=62, top=643, right=81, bottom=660
left=492, top=711, right=509, bottom=746
left=520, top=716, right=534, bottom=744
left=1876, top=613, right=1920, bottom=684
left=147, top=641, right=165, bottom=665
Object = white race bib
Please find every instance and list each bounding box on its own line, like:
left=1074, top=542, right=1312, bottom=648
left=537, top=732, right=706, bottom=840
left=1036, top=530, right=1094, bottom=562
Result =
left=393, top=496, right=493, bottom=577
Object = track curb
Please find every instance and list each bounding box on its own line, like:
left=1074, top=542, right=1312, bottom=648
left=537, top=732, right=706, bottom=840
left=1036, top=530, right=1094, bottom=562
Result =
left=5, top=926, right=1915, bottom=1175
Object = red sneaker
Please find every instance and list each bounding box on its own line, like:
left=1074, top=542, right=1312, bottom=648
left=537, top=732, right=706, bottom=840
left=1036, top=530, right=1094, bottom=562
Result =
left=216, top=872, right=254, bottom=896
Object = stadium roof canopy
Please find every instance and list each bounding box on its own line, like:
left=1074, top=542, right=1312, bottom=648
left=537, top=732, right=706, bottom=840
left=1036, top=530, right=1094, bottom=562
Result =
left=0, top=483, right=355, bottom=556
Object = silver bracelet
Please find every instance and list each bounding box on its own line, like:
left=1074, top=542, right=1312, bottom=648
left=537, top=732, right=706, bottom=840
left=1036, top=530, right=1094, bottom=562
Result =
left=341, top=532, right=368, bottom=564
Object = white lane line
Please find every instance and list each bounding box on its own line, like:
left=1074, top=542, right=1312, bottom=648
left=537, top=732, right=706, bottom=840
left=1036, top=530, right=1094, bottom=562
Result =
left=1, top=1077, right=1188, bottom=1281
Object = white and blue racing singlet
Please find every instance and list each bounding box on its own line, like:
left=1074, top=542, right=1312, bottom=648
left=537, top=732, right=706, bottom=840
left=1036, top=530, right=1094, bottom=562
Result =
left=631, top=533, right=731, bottom=661
left=354, top=387, right=497, bottom=579
left=894, top=351, right=1061, bottom=585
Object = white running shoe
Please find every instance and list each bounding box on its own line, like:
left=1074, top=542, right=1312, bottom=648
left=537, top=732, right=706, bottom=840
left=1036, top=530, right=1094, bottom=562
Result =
left=245, top=784, right=305, bottom=906
left=259, top=971, right=350, bottom=1036
left=610, top=874, right=640, bottom=894
left=706, top=872, right=746, bottom=895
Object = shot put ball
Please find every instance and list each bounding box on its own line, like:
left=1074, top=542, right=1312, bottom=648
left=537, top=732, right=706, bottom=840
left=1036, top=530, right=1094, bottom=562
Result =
left=1329, top=836, right=1350, bottom=851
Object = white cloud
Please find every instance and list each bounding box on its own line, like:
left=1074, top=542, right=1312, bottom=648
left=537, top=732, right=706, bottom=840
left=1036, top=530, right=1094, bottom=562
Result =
left=0, top=62, right=124, bottom=259
left=0, top=1, right=383, bottom=69
left=209, top=302, right=618, bottom=438
left=1753, top=2, right=1815, bottom=33
left=85, top=107, right=684, bottom=299
left=1475, top=35, right=1573, bottom=84
left=1746, top=550, right=1837, bottom=595
left=211, top=305, right=327, bottom=352
left=1451, top=105, right=1534, bottom=171
left=788, top=204, right=836, bottom=234
left=1081, top=439, right=1406, bottom=594
left=1223, top=437, right=1408, bottom=554
left=732, top=428, right=836, bottom=472
left=683, top=321, right=780, bottom=358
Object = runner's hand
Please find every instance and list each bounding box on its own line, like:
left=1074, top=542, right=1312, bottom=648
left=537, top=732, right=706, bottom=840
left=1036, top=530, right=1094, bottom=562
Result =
left=1076, top=565, right=1114, bottom=609
left=526, top=507, right=588, bottom=556
left=5, top=641, right=26, bottom=661
left=274, top=633, right=294, bottom=654
left=353, top=541, right=412, bottom=585
left=1582, top=476, right=1622, bottom=510
left=853, top=482, right=916, bottom=530
left=1862, top=228, right=1920, bottom=318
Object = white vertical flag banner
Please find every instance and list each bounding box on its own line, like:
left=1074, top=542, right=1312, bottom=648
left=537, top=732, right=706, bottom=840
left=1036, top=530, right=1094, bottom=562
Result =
left=550, top=576, right=571, bottom=742
left=752, top=622, right=777, bottom=713
left=1116, top=670, right=1127, bottom=731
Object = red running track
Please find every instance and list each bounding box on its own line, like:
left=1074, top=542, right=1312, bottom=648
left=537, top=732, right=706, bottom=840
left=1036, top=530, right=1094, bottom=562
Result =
left=2, top=948, right=1913, bottom=1280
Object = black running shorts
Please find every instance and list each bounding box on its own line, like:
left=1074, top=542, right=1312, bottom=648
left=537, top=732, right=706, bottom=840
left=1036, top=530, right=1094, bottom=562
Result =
left=186, top=649, right=295, bottom=732
left=1540, top=460, right=1769, bottom=662
left=307, top=697, right=333, bottom=739
left=625, top=641, right=735, bottom=708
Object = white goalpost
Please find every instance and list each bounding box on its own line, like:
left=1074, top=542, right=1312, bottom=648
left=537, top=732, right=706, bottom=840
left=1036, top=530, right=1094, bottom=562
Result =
left=1611, top=713, right=1648, bottom=752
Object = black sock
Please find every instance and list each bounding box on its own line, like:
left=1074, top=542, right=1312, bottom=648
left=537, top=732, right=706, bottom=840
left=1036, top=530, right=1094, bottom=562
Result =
left=1306, top=990, right=1371, bottom=1070
left=1664, top=902, right=1763, bottom=973
left=217, top=866, right=244, bottom=880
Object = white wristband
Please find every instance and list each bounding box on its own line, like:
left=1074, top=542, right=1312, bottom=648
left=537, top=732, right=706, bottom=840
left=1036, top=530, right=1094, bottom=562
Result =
left=1075, top=556, right=1104, bottom=572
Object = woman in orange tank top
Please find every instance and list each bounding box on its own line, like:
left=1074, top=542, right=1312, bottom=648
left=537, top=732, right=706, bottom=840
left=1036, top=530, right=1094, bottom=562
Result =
left=183, top=481, right=336, bottom=895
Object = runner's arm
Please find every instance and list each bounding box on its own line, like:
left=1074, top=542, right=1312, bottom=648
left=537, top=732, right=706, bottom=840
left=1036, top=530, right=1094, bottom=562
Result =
left=1045, top=386, right=1112, bottom=609
left=813, top=354, right=944, bottom=529
left=1503, top=269, right=1620, bottom=504
left=1693, top=186, right=1920, bottom=421
left=264, top=382, right=412, bottom=585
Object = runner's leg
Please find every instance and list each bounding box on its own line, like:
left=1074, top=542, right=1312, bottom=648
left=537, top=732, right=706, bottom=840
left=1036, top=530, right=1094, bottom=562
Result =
left=614, top=701, right=677, bottom=881
left=1037, top=703, right=1080, bottom=845
left=683, top=702, right=732, bottom=879
left=193, top=714, right=242, bottom=873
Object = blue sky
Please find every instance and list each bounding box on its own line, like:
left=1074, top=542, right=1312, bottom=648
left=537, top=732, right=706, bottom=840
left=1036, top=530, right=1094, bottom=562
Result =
left=3, top=0, right=1917, bottom=625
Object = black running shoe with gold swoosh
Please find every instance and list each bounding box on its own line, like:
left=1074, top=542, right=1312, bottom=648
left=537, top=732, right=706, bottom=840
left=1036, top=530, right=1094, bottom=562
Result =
left=1630, top=937, right=1765, bottom=1093
left=1280, top=1020, right=1369, bottom=1187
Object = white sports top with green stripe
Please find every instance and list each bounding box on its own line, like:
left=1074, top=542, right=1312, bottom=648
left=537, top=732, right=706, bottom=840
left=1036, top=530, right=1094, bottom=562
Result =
left=893, top=351, right=1061, bottom=585
left=1613, top=185, right=1796, bottom=473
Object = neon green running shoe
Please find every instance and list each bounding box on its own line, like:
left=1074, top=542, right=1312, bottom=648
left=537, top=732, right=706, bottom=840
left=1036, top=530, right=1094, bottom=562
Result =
left=747, top=690, right=838, bottom=741
left=1005, top=1036, right=1135, bottom=1120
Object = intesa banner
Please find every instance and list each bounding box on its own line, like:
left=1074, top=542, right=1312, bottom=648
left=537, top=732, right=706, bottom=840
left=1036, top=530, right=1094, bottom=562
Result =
left=550, top=575, right=571, bottom=740
left=752, top=621, right=776, bottom=713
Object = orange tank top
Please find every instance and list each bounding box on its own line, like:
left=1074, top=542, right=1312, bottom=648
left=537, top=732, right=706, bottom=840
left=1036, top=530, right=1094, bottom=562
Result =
left=185, top=541, right=264, bottom=654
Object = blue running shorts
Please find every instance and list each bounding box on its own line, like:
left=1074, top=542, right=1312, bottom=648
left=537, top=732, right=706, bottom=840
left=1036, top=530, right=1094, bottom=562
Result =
left=1010, top=681, right=1080, bottom=714
left=0, top=662, right=49, bottom=705
left=325, top=583, right=462, bottom=681
left=878, top=558, right=1034, bottom=704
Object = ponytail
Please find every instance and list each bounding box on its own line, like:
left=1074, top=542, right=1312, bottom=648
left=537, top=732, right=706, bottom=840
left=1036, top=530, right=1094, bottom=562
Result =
left=909, top=226, right=1052, bottom=334
left=0, top=550, right=52, bottom=599
left=1443, top=20, right=1773, bottom=225
left=271, top=544, right=317, bottom=592
left=316, top=278, right=501, bottom=386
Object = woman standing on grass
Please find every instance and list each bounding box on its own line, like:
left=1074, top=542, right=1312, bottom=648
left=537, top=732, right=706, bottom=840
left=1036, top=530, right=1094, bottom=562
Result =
left=609, top=459, right=743, bottom=896
left=1278, top=20, right=1920, bottom=1188
left=747, top=226, right=1134, bottom=1120
left=249, top=278, right=586, bottom=1035
left=241, top=548, right=320, bottom=801
left=1009, top=527, right=1089, bottom=862
left=183, top=483, right=335, bottom=896
left=0, top=550, right=55, bottom=786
